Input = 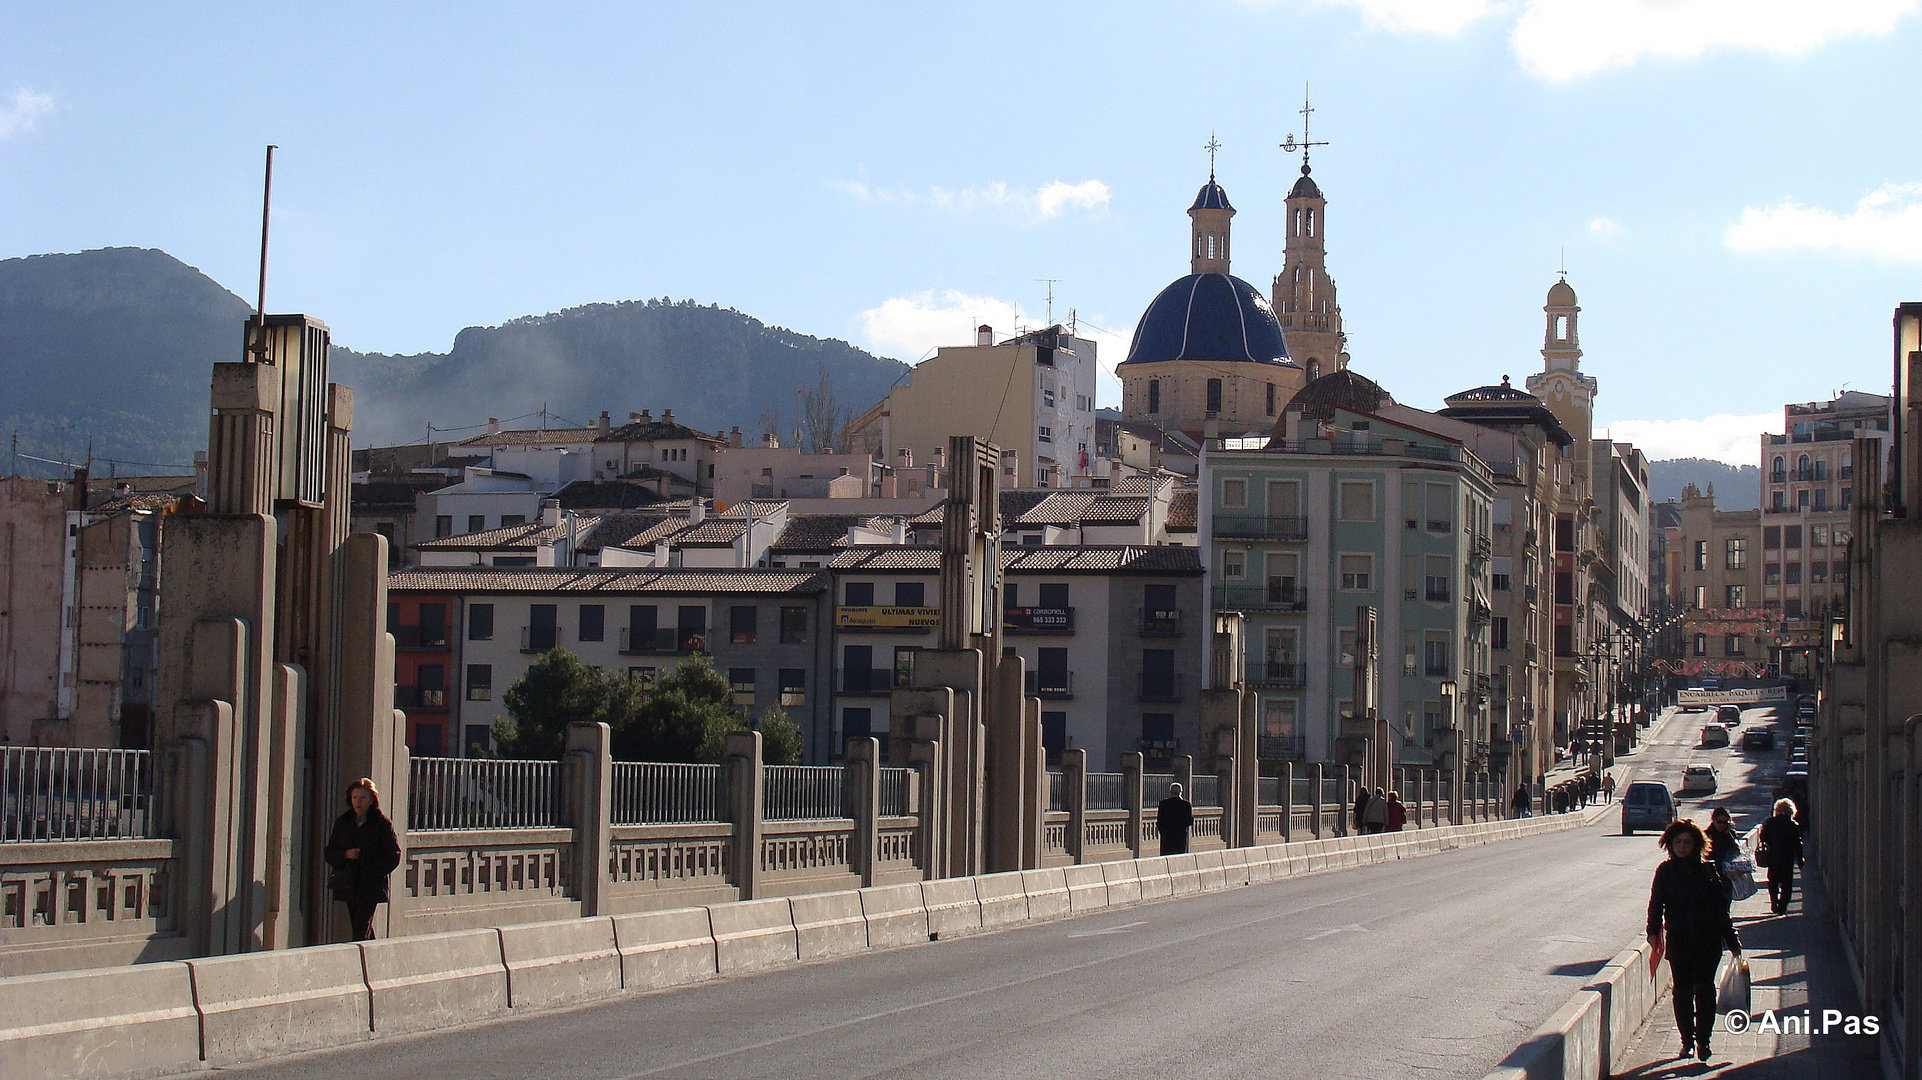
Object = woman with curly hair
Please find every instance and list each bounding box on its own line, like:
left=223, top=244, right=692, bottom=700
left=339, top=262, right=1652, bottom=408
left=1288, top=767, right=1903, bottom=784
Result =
left=1646, top=818, right=1742, bottom=1062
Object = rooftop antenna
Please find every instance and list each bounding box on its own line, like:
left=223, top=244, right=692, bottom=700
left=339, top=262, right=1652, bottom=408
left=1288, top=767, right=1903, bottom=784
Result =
left=1204, top=132, right=1221, bottom=181
left=249, top=144, right=278, bottom=361
left=1279, top=84, right=1329, bottom=176
left=1036, top=279, right=1060, bottom=327
left=1559, top=247, right=1567, bottom=281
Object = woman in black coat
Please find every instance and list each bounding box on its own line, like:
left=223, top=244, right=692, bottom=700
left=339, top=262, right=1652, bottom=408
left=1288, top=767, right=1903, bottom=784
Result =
left=1647, top=818, right=1742, bottom=1062
left=323, top=777, right=401, bottom=941
left=1756, top=798, right=1805, bottom=915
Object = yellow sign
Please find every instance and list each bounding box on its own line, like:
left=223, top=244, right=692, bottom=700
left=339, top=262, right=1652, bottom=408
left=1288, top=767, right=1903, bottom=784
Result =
left=835, top=606, right=939, bottom=629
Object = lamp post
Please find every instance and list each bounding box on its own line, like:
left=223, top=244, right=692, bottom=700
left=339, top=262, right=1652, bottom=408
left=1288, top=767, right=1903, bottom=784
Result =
left=1440, top=679, right=1461, bottom=825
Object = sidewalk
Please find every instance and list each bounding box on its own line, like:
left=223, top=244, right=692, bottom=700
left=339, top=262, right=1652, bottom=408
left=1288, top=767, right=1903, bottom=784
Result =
left=1612, top=861, right=1881, bottom=1078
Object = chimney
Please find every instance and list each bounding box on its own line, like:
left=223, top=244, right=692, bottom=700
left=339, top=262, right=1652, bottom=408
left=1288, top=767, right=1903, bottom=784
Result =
left=629, top=412, right=643, bottom=423
left=688, top=498, right=705, bottom=524
left=898, top=448, right=913, bottom=468
left=540, top=498, right=561, bottom=528
left=487, top=417, right=500, bottom=436
left=977, top=324, right=994, bottom=347
left=663, top=409, right=675, bottom=425
left=729, top=426, right=742, bottom=448
left=598, top=411, right=611, bottom=435
left=639, top=410, right=651, bottom=423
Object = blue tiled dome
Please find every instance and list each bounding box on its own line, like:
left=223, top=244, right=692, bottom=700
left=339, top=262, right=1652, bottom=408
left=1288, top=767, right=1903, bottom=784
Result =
left=1191, top=179, right=1233, bottom=211
left=1120, top=272, right=1295, bottom=367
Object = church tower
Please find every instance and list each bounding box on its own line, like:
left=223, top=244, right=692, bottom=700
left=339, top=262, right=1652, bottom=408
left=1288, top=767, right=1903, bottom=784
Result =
left=1271, top=95, right=1344, bottom=381
left=1523, top=276, right=1596, bottom=449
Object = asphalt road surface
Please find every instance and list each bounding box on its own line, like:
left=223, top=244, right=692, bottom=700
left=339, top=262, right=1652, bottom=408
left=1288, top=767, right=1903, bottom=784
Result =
left=220, top=707, right=1784, bottom=1080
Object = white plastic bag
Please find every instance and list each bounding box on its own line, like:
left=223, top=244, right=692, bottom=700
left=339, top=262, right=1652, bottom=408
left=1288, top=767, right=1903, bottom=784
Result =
left=1717, top=956, right=1751, bottom=1016
left=1728, top=869, right=1758, bottom=901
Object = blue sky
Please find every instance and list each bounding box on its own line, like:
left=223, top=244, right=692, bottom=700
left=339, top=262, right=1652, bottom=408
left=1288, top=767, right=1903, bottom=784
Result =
left=3, top=1, right=1918, bottom=463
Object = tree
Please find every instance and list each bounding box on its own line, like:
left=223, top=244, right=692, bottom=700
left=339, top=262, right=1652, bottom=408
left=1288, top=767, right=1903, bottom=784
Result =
left=798, top=362, right=850, bottom=454
left=494, top=648, right=634, bottom=759
left=615, top=655, right=739, bottom=763
left=756, top=706, right=804, bottom=765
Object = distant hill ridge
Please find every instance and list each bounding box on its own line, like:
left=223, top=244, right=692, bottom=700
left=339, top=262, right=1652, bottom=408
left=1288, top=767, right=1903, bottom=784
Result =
left=0, top=247, right=910, bottom=475
left=1647, top=458, right=1760, bottom=509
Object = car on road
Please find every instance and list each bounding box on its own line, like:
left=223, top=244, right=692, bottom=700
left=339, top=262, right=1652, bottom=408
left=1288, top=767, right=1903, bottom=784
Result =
left=1716, top=704, right=1742, bottom=726
left=1743, top=727, right=1776, bottom=751
left=1621, top=781, right=1677, bottom=834
left=1700, top=723, right=1731, bottom=748
left=1796, top=698, right=1817, bottom=720
left=1682, top=697, right=1710, bottom=713
left=1680, top=763, right=1719, bottom=796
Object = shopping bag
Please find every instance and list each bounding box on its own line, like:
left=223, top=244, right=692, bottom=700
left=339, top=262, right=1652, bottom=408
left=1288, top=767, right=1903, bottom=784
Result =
left=1716, top=956, right=1751, bottom=1016
left=1648, top=934, right=1666, bottom=976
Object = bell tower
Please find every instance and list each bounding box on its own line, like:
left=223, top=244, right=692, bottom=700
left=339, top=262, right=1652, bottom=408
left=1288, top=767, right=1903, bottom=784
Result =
left=1271, top=91, right=1344, bottom=377
left=1190, top=135, right=1233, bottom=275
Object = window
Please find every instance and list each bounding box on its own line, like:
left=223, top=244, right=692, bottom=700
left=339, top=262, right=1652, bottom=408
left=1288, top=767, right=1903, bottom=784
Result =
left=1725, top=585, right=1746, bottom=608
left=1042, top=388, right=1055, bottom=408
left=1555, top=624, right=1574, bottom=657
left=1764, top=527, right=1780, bottom=550
left=1039, top=582, right=1070, bottom=608
left=628, top=666, right=658, bottom=691
left=1797, top=489, right=1810, bottom=510
left=677, top=605, right=708, bottom=652
left=1785, top=563, right=1802, bottom=585
left=1813, top=490, right=1828, bottom=511
left=1725, top=538, right=1747, bottom=570
left=419, top=603, right=448, bottom=646
left=1338, top=481, right=1374, bottom=522
left=1036, top=648, right=1070, bottom=695
left=1041, top=712, right=1067, bottom=763
left=468, top=514, right=486, bottom=533
left=1337, top=627, right=1357, bottom=667
left=499, top=514, right=525, bottom=528
left=841, top=707, right=881, bottom=756
left=1147, top=379, right=1160, bottom=414
left=1267, top=479, right=1301, bottom=519
left=1206, top=379, right=1223, bottom=414
left=1832, top=561, right=1848, bottom=586
left=1556, top=571, right=1574, bottom=605
left=1222, top=549, right=1245, bottom=578
left=1037, top=426, right=1053, bottom=444
left=845, top=581, right=875, bottom=606
left=1221, top=478, right=1248, bottom=508
left=1765, top=563, right=1781, bottom=586
left=1141, top=649, right=1177, bottom=699
left=1811, top=525, right=1828, bottom=547
left=1814, top=459, right=1828, bottom=481
left=1491, top=556, right=1511, bottom=592
left=1266, top=383, right=1276, bottom=417
left=578, top=604, right=605, bottom=642
left=1555, top=517, right=1574, bottom=552
left=1693, top=634, right=1708, bottom=657
left=1425, top=483, right=1451, bottom=532
left=465, top=664, right=492, bottom=701
left=1339, top=554, right=1372, bottom=591
left=729, top=668, right=756, bottom=710
left=1772, top=491, right=1786, bottom=511
left=1423, top=638, right=1450, bottom=678
left=435, top=515, right=452, bottom=538
left=1786, top=598, right=1804, bottom=618
left=780, top=606, right=807, bottom=644
left=1842, top=488, right=1852, bottom=508
left=779, top=669, right=806, bottom=707
left=896, top=581, right=926, bottom=607
left=1491, top=617, right=1510, bottom=651
left=1140, top=713, right=1176, bottom=753
left=1424, top=555, right=1450, bottom=602
left=1810, top=561, right=1828, bottom=584
left=1725, top=635, right=1745, bottom=657
left=1693, top=541, right=1709, bottom=571
left=527, top=604, right=558, bottom=652
left=1687, top=585, right=1705, bottom=609
left=1785, top=526, right=1802, bottom=549
left=730, top=605, right=757, bottom=644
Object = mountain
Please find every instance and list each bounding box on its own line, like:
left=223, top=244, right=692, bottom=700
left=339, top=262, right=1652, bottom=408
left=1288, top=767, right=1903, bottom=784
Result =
left=1647, top=458, right=1759, bottom=509
left=0, top=248, right=911, bottom=476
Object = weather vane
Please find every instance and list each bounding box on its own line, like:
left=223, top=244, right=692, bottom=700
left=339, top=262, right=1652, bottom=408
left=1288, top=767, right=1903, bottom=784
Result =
left=1279, top=84, right=1328, bottom=175
left=1205, top=132, right=1221, bottom=180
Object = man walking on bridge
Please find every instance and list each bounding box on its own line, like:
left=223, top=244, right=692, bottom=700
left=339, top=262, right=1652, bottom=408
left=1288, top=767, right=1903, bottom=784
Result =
left=1157, top=783, right=1193, bottom=856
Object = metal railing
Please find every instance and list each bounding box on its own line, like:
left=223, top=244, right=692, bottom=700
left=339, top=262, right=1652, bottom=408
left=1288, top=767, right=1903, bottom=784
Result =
left=879, top=767, right=912, bottom=817
left=1048, top=770, right=1067, bottom=812
left=390, top=625, right=450, bottom=650
left=1214, top=515, right=1309, bottom=541
left=764, top=765, right=847, bottom=820
left=1143, top=772, right=1178, bottom=800
left=1190, top=775, right=1222, bottom=807
left=1257, top=776, right=1282, bottom=806
left=1138, top=608, right=1184, bottom=635
left=838, top=668, right=896, bottom=695
left=1249, top=661, right=1306, bottom=687
left=1086, top=772, right=1126, bottom=810
left=409, top=756, right=565, bottom=831
left=1212, top=585, right=1306, bottom=612
left=394, top=686, right=448, bottom=710
left=612, top=762, right=726, bottom=825
left=1025, top=670, right=1074, bottom=698
left=2, top=747, right=157, bottom=842
left=1257, top=734, right=1305, bottom=759
left=620, top=627, right=709, bottom=654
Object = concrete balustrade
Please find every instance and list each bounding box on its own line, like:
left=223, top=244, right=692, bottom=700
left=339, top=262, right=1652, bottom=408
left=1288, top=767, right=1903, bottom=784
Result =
left=497, top=917, right=621, bottom=1010
left=187, top=942, right=371, bottom=1065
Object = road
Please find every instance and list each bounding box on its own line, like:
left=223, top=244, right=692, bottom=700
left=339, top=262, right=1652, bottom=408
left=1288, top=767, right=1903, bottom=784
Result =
left=219, top=706, right=1780, bottom=1080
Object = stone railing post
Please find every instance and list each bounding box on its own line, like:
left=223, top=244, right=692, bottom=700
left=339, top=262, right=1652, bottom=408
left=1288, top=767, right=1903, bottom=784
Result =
left=1062, top=748, right=1087, bottom=863
left=1173, top=755, right=1193, bottom=805
left=1312, top=763, right=1325, bottom=839
left=1339, top=765, right=1352, bottom=837
left=909, top=738, right=942, bottom=879
left=1281, top=760, right=1294, bottom=844
left=1121, top=752, right=1143, bottom=858
left=725, top=731, right=764, bottom=900
left=848, top=736, right=881, bottom=887
left=565, top=721, right=612, bottom=915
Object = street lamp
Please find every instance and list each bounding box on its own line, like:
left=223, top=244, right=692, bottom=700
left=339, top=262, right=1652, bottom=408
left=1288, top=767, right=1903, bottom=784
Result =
left=1439, top=680, right=1461, bottom=825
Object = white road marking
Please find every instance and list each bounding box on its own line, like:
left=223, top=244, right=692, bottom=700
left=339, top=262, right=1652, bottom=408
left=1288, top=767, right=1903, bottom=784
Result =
left=1066, top=920, right=1147, bottom=938
left=1304, top=923, right=1369, bottom=940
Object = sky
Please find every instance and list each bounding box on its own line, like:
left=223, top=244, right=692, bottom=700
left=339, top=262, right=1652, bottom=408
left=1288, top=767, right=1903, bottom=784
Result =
left=3, top=1, right=1918, bottom=465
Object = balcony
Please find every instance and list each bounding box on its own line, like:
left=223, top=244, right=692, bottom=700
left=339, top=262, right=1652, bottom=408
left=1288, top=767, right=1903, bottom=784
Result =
left=1524, top=528, right=1539, bottom=550
left=1214, top=515, right=1309, bottom=541
left=1471, top=600, right=1492, bottom=624
left=1770, top=472, right=1787, bottom=485
left=1426, top=520, right=1452, bottom=534
left=1139, top=608, right=1185, bottom=635
left=1024, top=670, right=1075, bottom=699
left=1425, top=585, right=1451, bottom=603
left=619, top=627, right=709, bottom=655
left=1248, top=660, right=1306, bottom=688
left=1004, top=607, right=1075, bottom=635
left=1256, top=735, right=1306, bottom=760
left=520, top=626, right=559, bottom=654
left=838, top=668, right=896, bottom=696
left=1212, top=586, right=1306, bottom=613
left=1525, top=584, right=1539, bottom=606
left=394, top=686, right=448, bottom=711
left=1139, top=673, right=1184, bottom=702
left=391, top=625, right=450, bottom=651
left=1473, top=535, right=1492, bottom=561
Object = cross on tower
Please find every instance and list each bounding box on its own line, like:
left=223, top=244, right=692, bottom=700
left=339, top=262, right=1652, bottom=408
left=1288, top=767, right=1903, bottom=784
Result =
left=1280, top=84, right=1329, bottom=175
left=1205, top=133, right=1221, bottom=180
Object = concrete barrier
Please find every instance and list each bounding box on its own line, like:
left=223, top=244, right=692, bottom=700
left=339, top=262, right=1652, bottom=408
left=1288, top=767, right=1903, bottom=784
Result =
left=1063, top=864, right=1111, bottom=912
left=360, top=927, right=510, bottom=1035
left=858, top=883, right=929, bottom=949
left=497, top=917, right=621, bottom=1010
left=1019, top=867, right=1071, bottom=921
left=1100, top=859, right=1143, bottom=905
left=0, top=961, right=201, bottom=1079
left=921, top=878, right=983, bottom=939
left=1166, top=854, right=1204, bottom=895
left=611, top=907, right=717, bottom=991
left=1219, top=847, right=1252, bottom=886
left=707, top=897, right=798, bottom=974
left=187, top=943, right=371, bottom=1065
left=974, top=871, right=1030, bottom=927
left=1134, top=856, right=1174, bottom=900
left=1486, top=988, right=1603, bottom=1080
left=1588, top=940, right=1658, bottom=1071
left=790, top=890, right=869, bottom=960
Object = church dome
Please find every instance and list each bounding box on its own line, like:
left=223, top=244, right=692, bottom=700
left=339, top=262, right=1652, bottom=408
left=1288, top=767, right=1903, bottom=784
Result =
left=1120, top=273, right=1294, bottom=367
left=1190, top=179, right=1233, bottom=211
left=1547, top=279, right=1578, bottom=307
left=1288, top=168, right=1322, bottom=200
left=1281, top=367, right=1391, bottom=423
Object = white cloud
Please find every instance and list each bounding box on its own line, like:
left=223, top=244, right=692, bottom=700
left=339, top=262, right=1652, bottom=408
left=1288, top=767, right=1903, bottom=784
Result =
left=1511, top=0, right=1917, bottom=81
left=859, top=289, right=1131, bottom=403
left=0, top=88, right=53, bottom=140
left=832, top=178, right=1109, bottom=222
left=1588, top=216, right=1621, bottom=238
left=1724, top=182, right=1922, bottom=262
left=1601, top=412, right=1777, bottom=466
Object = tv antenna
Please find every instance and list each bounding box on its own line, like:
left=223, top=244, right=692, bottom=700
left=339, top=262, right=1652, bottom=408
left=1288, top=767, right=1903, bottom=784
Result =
left=1036, top=279, right=1060, bottom=327
left=1279, top=85, right=1329, bottom=175
left=249, top=144, right=278, bottom=361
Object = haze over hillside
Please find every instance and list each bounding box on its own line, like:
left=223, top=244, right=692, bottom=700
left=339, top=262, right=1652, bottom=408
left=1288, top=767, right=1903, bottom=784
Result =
left=1646, top=458, right=1760, bottom=509
left=0, top=248, right=911, bottom=475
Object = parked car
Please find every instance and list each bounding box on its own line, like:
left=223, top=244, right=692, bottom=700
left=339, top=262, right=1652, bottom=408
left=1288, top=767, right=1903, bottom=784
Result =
left=1681, top=763, right=1719, bottom=796
left=1796, top=698, right=1817, bottom=720
left=1682, top=698, right=1710, bottom=713
left=1621, top=781, right=1677, bottom=834
left=1742, top=728, right=1776, bottom=751
left=1700, top=723, right=1731, bottom=748
left=1716, top=704, right=1742, bottom=726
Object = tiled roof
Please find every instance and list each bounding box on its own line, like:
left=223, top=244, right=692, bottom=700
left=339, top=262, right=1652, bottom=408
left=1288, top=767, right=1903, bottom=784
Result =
left=770, top=514, right=881, bottom=552
left=828, top=548, right=942, bottom=571
left=387, top=566, right=828, bottom=595
left=352, top=478, right=448, bottom=513
left=553, top=479, right=669, bottom=510
left=1000, top=490, right=1054, bottom=520
left=578, top=513, right=684, bottom=552
left=1110, top=476, right=1154, bottom=494
left=1166, top=489, right=1197, bottom=530
left=1014, top=491, right=1100, bottom=525
left=1077, top=495, right=1152, bottom=524
left=596, top=420, right=723, bottom=445
left=452, top=426, right=602, bottom=449
left=674, top=519, right=750, bottom=545
left=415, top=516, right=602, bottom=551
left=88, top=492, right=194, bottom=514
left=826, top=544, right=1202, bottom=575
left=717, top=499, right=788, bottom=519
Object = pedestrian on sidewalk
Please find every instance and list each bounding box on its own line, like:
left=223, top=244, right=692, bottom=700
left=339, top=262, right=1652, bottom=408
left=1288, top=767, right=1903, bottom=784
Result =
left=1647, top=818, right=1742, bottom=1063
left=1352, top=784, right=1373, bottom=835
left=324, top=777, right=401, bottom=942
left=1364, top=786, right=1390, bottom=834
left=1705, top=807, right=1741, bottom=870
left=1385, top=790, right=1407, bottom=832
left=1157, top=782, right=1193, bottom=856
left=1602, top=772, right=1616, bottom=801
left=1755, top=798, right=1804, bottom=915
left=1511, top=784, right=1531, bottom=818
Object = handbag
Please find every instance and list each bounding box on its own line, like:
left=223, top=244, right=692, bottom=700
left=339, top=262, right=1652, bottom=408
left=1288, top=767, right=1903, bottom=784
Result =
left=1754, top=840, right=1773, bottom=868
left=328, top=864, right=356, bottom=896
left=1716, top=956, right=1751, bottom=1016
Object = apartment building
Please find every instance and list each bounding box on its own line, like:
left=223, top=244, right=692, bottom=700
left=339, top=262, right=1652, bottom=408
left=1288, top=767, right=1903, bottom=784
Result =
left=1664, top=485, right=1768, bottom=670
left=1760, top=390, right=1889, bottom=628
